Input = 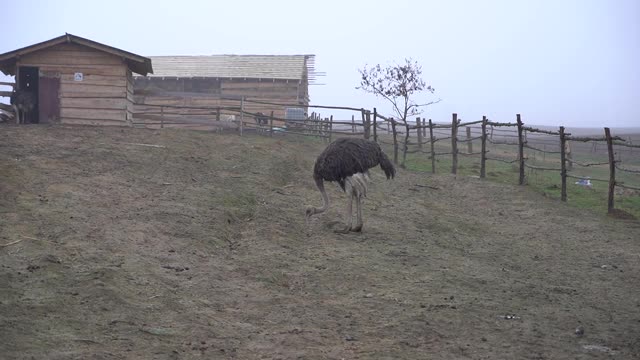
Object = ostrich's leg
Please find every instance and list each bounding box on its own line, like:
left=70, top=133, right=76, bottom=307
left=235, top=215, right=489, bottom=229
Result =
left=335, top=193, right=354, bottom=234
left=351, top=195, right=363, bottom=232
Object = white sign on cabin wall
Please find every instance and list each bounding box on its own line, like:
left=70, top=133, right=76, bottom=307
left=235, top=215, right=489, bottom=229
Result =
left=74, top=72, right=84, bottom=82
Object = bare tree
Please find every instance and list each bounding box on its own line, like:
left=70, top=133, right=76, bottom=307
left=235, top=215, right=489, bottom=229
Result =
left=357, top=58, right=439, bottom=167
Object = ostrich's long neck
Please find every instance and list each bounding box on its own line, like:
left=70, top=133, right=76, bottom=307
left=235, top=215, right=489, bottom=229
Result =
left=314, top=176, right=329, bottom=214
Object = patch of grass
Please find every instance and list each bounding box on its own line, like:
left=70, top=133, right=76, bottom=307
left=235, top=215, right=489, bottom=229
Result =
left=258, top=271, right=291, bottom=289
left=379, top=136, right=640, bottom=218
left=221, top=192, right=257, bottom=220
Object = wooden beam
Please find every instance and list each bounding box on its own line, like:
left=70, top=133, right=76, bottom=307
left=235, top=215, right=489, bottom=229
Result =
left=517, top=114, right=525, bottom=185
left=605, top=127, right=615, bottom=213
left=559, top=126, right=567, bottom=201
left=451, top=113, right=458, bottom=175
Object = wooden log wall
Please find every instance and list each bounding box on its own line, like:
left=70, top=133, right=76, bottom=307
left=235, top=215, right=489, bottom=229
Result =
left=132, top=77, right=305, bottom=127
left=18, top=43, right=131, bottom=126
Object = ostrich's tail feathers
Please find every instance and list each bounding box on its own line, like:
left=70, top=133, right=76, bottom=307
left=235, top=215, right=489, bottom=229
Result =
left=379, top=151, right=395, bottom=179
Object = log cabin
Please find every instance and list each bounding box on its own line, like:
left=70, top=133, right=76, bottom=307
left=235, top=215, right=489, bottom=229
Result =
left=0, top=33, right=152, bottom=126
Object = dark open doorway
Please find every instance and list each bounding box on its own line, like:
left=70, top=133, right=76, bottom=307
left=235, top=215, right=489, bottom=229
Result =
left=17, top=66, right=39, bottom=123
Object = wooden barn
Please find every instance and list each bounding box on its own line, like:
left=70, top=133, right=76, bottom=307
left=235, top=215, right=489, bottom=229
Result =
left=132, top=55, right=317, bottom=127
left=0, top=33, right=152, bottom=126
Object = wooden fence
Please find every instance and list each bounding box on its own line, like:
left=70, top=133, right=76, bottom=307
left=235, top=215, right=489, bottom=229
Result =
left=130, top=99, right=639, bottom=216
left=381, top=113, right=639, bottom=216
left=0, top=81, right=16, bottom=122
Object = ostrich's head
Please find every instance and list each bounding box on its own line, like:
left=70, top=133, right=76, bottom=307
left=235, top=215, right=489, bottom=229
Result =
left=305, top=206, right=317, bottom=218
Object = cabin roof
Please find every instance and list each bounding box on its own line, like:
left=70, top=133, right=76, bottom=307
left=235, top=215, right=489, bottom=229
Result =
left=0, top=33, right=153, bottom=76
left=137, top=55, right=314, bottom=81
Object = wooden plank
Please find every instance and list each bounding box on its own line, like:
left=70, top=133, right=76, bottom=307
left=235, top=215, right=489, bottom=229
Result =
left=61, top=75, right=127, bottom=87
left=20, top=46, right=124, bottom=65
left=429, top=119, right=436, bottom=173
left=221, top=89, right=299, bottom=97
left=21, top=54, right=123, bottom=66
left=60, top=73, right=124, bottom=80
left=517, top=114, right=525, bottom=185
left=60, top=97, right=129, bottom=110
left=480, top=116, right=487, bottom=178
left=451, top=113, right=458, bottom=175
left=605, top=128, right=615, bottom=213
left=41, top=43, right=90, bottom=52
left=27, top=49, right=124, bottom=59
left=0, top=91, right=13, bottom=97
left=220, top=81, right=299, bottom=89
left=62, top=118, right=129, bottom=127
left=18, top=63, right=126, bottom=77
left=60, top=92, right=127, bottom=99
left=61, top=83, right=126, bottom=97
left=559, top=126, right=567, bottom=201
left=61, top=108, right=126, bottom=121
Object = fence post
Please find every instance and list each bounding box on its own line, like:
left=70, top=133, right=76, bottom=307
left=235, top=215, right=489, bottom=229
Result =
left=373, top=108, right=378, bottom=143
left=466, top=126, right=472, bottom=154
left=401, top=120, right=410, bottom=168
left=366, top=111, right=372, bottom=140
left=391, top=119, right=398, bottom=165
left=351, top=115, right=355, bottom=133
left=328, top=115, right=333, bottom=143
left=361, top=109, right=368, bottom=139
left=559, top=126, right=567, bottom=202
left=269, top=111, right=274, bottom=137
left=239, top=97, right=244, bottom=136
left=416, top=117, right=423, bottom=149
left=160, top=106, right=164, bottom=129
left=451, top=113, right=458, bottom=175
left=429, top=119, right=436, bottom=173
left=605, top=127, right=615, bottom=213
left=480, top=116, right=487, bottom=178
left=323, top=118, right=328, bottom=143
left=517, top=114, right=525, bottom=185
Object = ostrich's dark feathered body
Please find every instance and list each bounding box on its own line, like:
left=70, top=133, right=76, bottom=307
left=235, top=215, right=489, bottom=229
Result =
left=313, top=138, right=395, bottom=191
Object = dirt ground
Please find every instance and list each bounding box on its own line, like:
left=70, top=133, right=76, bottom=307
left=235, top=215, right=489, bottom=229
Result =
left=1, top=125, right=639, bottom=359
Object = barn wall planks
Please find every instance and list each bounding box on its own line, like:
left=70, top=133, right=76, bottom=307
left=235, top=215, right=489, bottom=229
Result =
left=17, top=42, right=133, bottom=126
left=61, top=108, right=128, bottom=121
left=133, top=77, right=306, bottom=126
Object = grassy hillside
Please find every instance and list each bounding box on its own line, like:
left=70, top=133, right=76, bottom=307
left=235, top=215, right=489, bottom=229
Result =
left=1, top=125, right=639, bottom=359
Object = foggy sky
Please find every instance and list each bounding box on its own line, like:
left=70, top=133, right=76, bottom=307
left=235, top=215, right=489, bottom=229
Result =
left=1, top=0, right=638, bottom=127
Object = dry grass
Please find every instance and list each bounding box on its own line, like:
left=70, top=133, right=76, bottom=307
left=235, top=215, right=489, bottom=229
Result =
left=1, top=124, right=639, bottom=359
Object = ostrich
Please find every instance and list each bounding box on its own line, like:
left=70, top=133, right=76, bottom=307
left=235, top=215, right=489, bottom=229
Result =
left=306, top=138, right=395, bottom=233
left=10, top=89, right=36, bottom=124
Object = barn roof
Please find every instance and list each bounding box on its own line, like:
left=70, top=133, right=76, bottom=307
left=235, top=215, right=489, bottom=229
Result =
left=0, top=33, right=153, bottom=76
left=138, top=55, right=315, bottom=81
